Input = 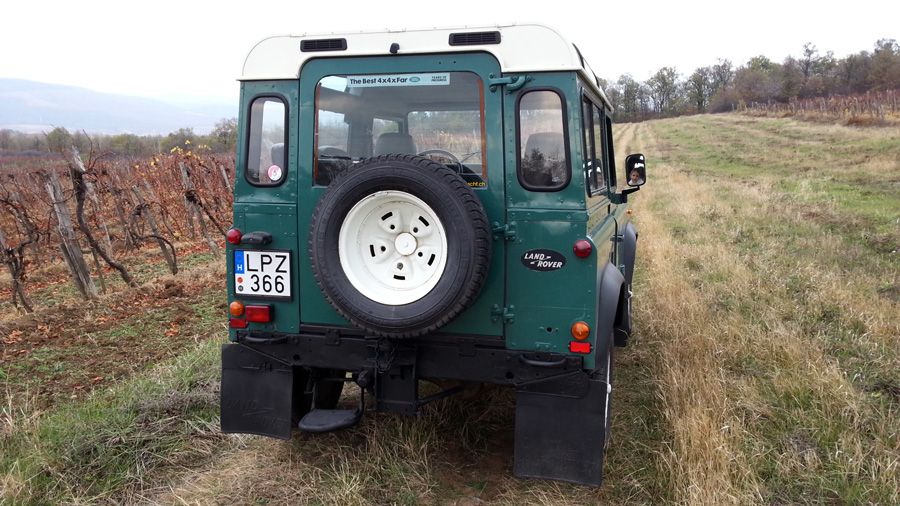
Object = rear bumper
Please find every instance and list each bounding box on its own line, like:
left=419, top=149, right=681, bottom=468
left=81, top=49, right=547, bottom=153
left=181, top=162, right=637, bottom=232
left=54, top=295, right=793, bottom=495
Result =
left=230, top=325, right=585, bottom=385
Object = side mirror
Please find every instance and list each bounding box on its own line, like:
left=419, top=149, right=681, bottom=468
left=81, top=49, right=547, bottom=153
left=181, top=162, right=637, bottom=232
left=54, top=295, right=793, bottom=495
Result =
left=625, top=153, right=646, bottom=187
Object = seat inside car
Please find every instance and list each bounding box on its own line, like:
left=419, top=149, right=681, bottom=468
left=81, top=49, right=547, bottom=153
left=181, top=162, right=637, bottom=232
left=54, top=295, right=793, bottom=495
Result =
left=374, top=132, right=417, bottom=156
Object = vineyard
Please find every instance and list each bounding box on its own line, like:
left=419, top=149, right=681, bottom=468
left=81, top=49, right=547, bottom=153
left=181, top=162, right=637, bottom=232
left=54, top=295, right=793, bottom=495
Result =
left=0, top=144, right=234, bottom=313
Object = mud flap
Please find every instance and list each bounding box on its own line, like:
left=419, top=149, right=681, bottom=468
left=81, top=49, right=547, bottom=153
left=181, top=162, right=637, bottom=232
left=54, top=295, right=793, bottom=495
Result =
left=513, top=373, right=608, bottom=486
left=220, top=344, right=293, bottom=439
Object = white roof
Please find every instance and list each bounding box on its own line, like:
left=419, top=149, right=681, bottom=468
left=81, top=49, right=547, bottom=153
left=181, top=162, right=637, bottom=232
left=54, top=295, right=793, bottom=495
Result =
left=241, top=24, right=611, bottom=108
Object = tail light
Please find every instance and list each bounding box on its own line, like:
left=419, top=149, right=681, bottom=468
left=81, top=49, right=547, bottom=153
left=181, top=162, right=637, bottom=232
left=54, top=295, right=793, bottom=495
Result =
left=226, top=228, right=242, bottom=245
left=245, top=305, right=272, bottom=323
left=569, top=341, right=591, bottom=354
left=573, top=239, right=592, bottom=258
left=229, top=318, right=248, bottom=329
left=571, top=321, right=590, bottom=340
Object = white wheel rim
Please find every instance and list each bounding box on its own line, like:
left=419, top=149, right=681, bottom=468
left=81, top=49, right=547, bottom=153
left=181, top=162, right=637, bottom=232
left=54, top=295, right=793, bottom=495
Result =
left=338, top=190, right=448, bottom=305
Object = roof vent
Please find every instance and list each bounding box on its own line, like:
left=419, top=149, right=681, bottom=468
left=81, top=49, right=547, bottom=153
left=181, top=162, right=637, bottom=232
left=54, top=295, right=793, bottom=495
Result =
left=449, top=31, right=501, bottom=46
left=301, top=38, right=347, bottom=52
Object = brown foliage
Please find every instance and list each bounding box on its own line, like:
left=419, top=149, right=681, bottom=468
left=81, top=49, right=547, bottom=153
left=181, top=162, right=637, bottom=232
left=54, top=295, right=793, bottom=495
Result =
left=0, top=147, right=234, bottom=306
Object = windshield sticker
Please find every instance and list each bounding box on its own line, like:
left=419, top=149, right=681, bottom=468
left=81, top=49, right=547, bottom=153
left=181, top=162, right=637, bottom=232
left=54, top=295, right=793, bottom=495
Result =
left=347, top=73, right=451, bottom=88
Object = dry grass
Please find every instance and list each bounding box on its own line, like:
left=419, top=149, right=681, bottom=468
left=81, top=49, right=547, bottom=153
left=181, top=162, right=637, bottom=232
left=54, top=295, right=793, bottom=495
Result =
left=624, top=114, right=899, bottom=504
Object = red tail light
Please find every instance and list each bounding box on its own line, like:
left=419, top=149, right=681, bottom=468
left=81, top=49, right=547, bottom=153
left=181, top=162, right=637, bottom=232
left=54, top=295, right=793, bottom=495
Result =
left=569, top=341, right=591, bottom=354
left=229, top=318, right=248, bottom=329
left=245, top=305, right=272, bottom=323
left=573, top=239, right=593, bottom=258
left=226, top=228, right=242, bottom=245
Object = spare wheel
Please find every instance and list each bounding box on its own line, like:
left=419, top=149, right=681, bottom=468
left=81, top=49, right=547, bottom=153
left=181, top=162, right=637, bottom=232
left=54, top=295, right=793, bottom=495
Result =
left=308, top=154, right=492, bottom=338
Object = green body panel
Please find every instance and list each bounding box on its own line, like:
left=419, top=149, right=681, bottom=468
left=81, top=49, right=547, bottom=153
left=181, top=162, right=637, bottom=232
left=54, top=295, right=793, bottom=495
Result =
left=504, top=208, right=597, bottom=368
left=228, top=57, right=634, bottom=370
left=229, top=203, right=301, bottom=336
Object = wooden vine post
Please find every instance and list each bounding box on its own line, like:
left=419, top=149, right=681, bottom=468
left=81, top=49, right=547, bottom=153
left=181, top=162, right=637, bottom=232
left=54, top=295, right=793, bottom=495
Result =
left=45, top=170, right=98, bottom=299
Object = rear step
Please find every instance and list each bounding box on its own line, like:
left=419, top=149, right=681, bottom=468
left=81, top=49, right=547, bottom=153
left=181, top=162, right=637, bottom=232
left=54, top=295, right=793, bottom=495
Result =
left=298, top=375, right=365, bottom=433
left=298, top=408, right=362, bottom=432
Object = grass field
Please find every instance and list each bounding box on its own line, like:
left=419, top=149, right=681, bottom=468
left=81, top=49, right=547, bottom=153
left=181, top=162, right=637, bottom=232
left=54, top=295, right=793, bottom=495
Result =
left=1, top=113, right=898, bottom=504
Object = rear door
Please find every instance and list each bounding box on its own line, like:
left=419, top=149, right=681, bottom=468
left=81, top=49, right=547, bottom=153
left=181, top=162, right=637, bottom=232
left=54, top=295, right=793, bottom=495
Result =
left=501, top=74, right=598, bottom=355
left=296, top=52, right=507, bottom=336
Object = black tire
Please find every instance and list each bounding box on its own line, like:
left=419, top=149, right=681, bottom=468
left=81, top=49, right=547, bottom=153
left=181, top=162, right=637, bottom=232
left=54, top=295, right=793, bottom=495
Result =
left=309, top=154, right=491, bottom=338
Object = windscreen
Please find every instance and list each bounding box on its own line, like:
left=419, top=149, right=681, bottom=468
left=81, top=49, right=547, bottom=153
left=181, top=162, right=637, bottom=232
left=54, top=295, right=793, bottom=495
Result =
left=314, top=72, right=487, bottom=187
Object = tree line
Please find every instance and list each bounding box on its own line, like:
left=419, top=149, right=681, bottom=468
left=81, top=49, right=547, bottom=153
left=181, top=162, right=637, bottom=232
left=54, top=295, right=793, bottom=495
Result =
left=0, top=118, right=238, bottom=157
left=601, top=39, right=900, bottom=122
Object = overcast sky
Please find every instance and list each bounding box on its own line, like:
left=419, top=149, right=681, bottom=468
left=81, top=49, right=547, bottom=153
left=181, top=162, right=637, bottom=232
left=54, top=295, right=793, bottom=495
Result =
left=2, top=0, right=897, bottom=105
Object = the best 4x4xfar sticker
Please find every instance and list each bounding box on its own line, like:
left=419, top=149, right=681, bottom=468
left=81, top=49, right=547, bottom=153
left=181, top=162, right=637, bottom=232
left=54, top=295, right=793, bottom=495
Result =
left=521, top=249, right=567, bottom=271
left=347, top=73, right=450, bottom=88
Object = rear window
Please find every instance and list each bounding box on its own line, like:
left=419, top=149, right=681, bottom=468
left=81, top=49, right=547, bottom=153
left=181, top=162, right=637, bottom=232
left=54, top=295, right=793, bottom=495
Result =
left=517, top=90, right=569, bottom=191
left=246, top=96, right=286, bottom=186
left=314, top=72, right=487, bottom=188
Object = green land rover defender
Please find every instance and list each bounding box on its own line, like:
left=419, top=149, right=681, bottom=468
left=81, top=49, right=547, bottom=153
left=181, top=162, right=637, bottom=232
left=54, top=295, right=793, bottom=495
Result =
left=221, top=24, right=646, bottom=486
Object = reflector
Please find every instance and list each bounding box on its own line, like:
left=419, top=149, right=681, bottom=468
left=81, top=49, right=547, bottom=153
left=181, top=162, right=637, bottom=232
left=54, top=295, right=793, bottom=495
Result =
left=573, top=239, right=592, bottom=258
left=569, top=341, right=591, bottom=354
left=245, top=305, right=272, bottom=323
left=229, top=318, right=248, bottom=329
left=226, top=228, right=243, bottom=245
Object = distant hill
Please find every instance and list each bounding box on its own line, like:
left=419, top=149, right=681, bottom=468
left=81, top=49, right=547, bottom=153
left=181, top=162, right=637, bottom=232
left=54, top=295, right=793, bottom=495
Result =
left=0, top=79, right=235, bottom=135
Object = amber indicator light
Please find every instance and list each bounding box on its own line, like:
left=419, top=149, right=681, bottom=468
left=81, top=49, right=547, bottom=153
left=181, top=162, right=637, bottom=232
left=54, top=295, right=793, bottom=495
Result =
left=571, top=321, right=591, bottom=340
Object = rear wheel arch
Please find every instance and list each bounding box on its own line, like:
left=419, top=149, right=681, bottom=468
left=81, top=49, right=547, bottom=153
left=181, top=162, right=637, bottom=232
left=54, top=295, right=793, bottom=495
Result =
left=595, top=261, right=624, bottom=372
left=620, top=222, right=639, bottom=287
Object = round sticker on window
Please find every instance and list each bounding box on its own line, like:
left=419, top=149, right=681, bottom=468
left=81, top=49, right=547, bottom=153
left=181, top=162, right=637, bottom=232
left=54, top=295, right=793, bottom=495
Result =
left=267, top=164, right=283, bottom=181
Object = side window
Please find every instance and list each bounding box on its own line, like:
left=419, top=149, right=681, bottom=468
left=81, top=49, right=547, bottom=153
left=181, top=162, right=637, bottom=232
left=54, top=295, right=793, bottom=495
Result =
left=582, top=98, right=596, bottom=188
left=246, top=97, right=286, bottom=185
left=605, top=115, right=617, bottom=187
left=592, top=104, right=607, bottom=190
left=518, top=90, right=569, bottom=190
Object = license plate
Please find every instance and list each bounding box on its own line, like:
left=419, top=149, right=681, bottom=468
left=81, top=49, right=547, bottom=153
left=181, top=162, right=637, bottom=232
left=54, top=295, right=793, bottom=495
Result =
left=234, top=250, right=291, bottom=298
